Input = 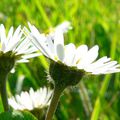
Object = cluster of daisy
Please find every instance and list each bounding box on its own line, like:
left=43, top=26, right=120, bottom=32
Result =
left=0, top=21, right=120, bottom=120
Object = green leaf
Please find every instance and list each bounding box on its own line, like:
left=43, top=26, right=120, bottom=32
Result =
left=0, top=110, right=38, bottom=120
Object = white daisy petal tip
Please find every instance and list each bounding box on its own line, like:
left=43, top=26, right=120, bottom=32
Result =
left=94, top=45, right=99, bottom=49
left=28, top=22, right=33, bottom=29
left=91, top=45, right=99, bottom=52
left=0, top=24, right=5, bottom=29
left=55, top=21, right=72, bottom=33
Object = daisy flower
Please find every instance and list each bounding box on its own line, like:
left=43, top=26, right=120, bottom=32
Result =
left=26, top=22, right=120, bottom=120
left=8, top=87, right=52, bottom=111
left=0, top=24, right=40, bottom=112
left=27, top=23, right=120, bottom=75
left=0, top=24, right=40, bottom=65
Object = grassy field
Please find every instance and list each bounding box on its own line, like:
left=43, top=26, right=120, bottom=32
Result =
left=0, top=0, right=120, bottom=120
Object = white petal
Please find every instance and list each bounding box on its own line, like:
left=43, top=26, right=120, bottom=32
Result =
left=30, top=34, right=53, bottom=59
left=14, top=38, right=30, bottom=54
left=64, top=43, right=76, bottom=66
left=7, top=26, right=14, bottom=42
left=77, top=45, right=99, bottom=69
left=8, top=97, right=19, bottom=110
left=7, top=25, right=22, bottom=51
left=22, top=53, right=41, bottom=59
left=28, top=22, right=43, bottom=40
left=84, top=56, right=111, bottom=72
left=103, top=69, right=120, bottom=74
left=56, top=44, right=65, bottom=61
left=15, top=95, right=25, bottom=109
left=22, top=46, right=38, bottom=54
left=29, top=88, right=36, bottom=108
left=90, top=61, right=118, bottom=74
left=10, top=68, right=15, bottom=73
left=55, top=21, right=72, bottom=33
left=92, top=69, right=120, bottom=74
left=44, top=89, right=52, bottom=105
left=28, top=23, right=53, bottom=59
left=85, top=45, right=99, bottom=64
left=74, top=45, right=88, bottom=65
left=20, top=92, right=33, bottom=110
left=17, top=59, right=29, bottom=63
left=54, top=30, right=64, bottom=57
left=0, top=24, right=7, bottom=51
left=46, top=36, right=55, bottom=54
left=39, top=88, right=47, bottom=105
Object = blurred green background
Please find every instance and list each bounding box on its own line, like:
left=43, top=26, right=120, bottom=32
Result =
left=0, top=0, right=120, bottom=120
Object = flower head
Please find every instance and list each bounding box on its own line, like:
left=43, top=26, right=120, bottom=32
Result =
left=27, top=22, right=120, bottom=75
left=26, top=21, right=120, bottom=89
left=0, top=24, right=40, bottom=73
left=8, top=87, right=52, bottom=111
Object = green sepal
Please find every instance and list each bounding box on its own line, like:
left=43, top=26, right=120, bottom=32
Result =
left=49, top=60, right=85, bottom=89
left=0, top=51, right=23, bottom=73
left=0, top=51, right=15, bottom=73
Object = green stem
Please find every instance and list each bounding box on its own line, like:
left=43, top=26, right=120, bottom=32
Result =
left=45, top=86, right=64, bottom=120
left=0, top=73, right=9, bottom=111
